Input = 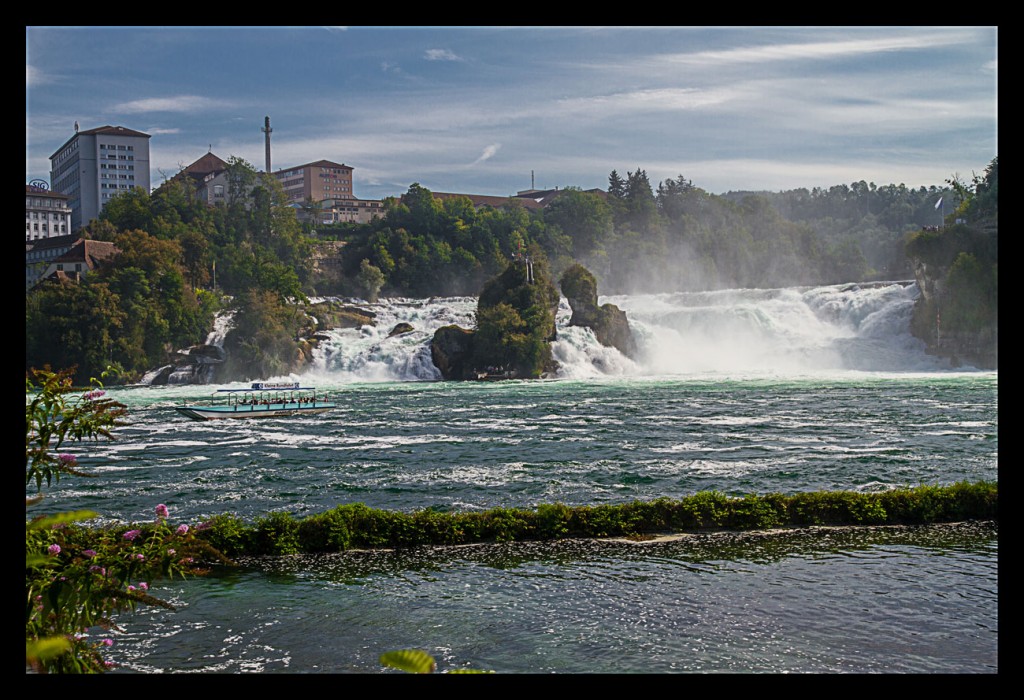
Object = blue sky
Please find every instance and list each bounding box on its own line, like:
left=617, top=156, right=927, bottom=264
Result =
left=26, top=26, right=997, bottom=201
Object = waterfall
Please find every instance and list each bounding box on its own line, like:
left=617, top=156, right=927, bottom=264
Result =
left=307, top=282, right=952, bottom=383
left=601, top=281, right=949, bottom=375
left=139, top=311, right=235, bottom=385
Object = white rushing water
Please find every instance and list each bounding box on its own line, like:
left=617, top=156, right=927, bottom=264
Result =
left=302, top=281, right=951, bottom=384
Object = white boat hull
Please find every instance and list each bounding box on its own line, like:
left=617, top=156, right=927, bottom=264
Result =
left=175, top=402, right=336, bottom=421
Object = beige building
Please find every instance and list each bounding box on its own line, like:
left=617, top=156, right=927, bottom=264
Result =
left=272, top=160, right=383, bottom=225
left=26, top=184, right=73, bottom=241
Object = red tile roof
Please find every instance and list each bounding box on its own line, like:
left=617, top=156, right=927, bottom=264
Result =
left=53, top=239, right=119, bottom=268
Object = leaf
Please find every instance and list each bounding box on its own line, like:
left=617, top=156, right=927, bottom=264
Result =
left=27, top=510, right=100, bottom=530
left=379, top=649, right=437, bottom=674
left=26, top=636, right=72, bottom=662
left=26, top=552, right=58, bottom=568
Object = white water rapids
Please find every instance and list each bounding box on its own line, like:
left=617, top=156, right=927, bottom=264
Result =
left=303, top=281, right=952, bottom=384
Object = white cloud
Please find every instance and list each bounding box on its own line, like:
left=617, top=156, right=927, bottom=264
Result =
left=653, top=30, right=979, bottom=69
left=471, top=143, right=501, bottom=166
left=26, top=65, right=53, bottom=87
left=424, top=49, right=462, bottom=62
left=112, top=95, right=228, bottom=114
left=146, top=127, right=181, bottom=135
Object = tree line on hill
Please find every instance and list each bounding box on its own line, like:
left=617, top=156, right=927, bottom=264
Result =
left=25, top=156, right=997, bottom=384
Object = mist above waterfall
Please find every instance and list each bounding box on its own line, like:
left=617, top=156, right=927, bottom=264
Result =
left=301, top=281, right=952, bottom=384
left=605, top=281, right=950, bottom=375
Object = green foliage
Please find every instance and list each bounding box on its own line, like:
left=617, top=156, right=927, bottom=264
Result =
left=250, top=511, right=301, bottom=555
left=26, top=368, right=127, bottom=492
left=356, top=258, right=386, bottom=302
left=120, top=482, right=998, bottom=563
left=559, top=263, right=598, bottom=306
left=473, top=254, right=559, bottom=377
left=221, top=288, right=308, bottom=380
left=25, top=370, right=225, bottom=673
left=379, top=648, right=494, bottom=674
left=380, top=648, right=437, bottom=673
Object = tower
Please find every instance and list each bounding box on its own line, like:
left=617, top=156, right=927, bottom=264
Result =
left=262, top=116, right=272, bottom=173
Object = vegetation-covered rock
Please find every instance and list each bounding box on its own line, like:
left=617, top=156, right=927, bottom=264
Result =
left=905, top=158, right=997, bottom=369
left=472, top=252, right=560, bottom=378
left=560, top=263, right=637, bottom=359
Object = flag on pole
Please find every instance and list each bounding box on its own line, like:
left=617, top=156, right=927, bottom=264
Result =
left=934, top=197, right=943, bottom=210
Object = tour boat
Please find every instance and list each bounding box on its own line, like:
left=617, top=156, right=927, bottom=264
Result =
left=174, top=382, right=336, bottom=421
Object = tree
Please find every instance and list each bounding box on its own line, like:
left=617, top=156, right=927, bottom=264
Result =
left=356, top=258, right=386, bottom=302
left=543, top=188, right=613, bottom=259
left=608, top=170, right=625, bottom=198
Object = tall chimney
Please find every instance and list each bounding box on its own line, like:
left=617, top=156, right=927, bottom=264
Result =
left=262, top=116, right=273, bottom=173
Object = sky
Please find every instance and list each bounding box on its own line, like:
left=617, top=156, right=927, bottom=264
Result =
left=26, top=26, right=998, bottom=201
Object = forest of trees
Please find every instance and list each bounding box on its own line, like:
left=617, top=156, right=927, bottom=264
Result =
left=25, top=156, right=996, bottom=384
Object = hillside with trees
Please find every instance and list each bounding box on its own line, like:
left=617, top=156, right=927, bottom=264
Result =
left=904, top=158, right=997, bottom=368
left=26, top=157, right=997, bottom=383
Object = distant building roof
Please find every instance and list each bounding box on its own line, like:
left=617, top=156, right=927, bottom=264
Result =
left=275, top=160, right=352, bottom=173
left=26, top=185, right=69, bottom=199
left=430, top=191, right=546, bottom=212
left=50, top=125, right=151, bottom=159
left=180, top=152, right=229, bottom=177
left=513, top=188, right=607, bottom=206
left=53, top=239, right=119, bottom=267
left=77, top=125, right=151, bottom=138
left=430, top=188, right=606, bottom=211
left=26, top=233, right=80, bottom=253
left=167, top=152, right=231, bottom=188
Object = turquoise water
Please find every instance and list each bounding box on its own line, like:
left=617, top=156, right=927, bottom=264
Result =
left=34, top=286, right=998, bottom=674
left=45, top=373, right=997, bottom=674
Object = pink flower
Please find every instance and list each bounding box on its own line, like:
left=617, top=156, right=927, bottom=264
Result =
left=176, top=524, right=189, bottom=535
left=47, top=544, right=61, bottom=556
left=83, top=390, right=106, bottom=400
left=101, top=638, right=113, bottom=647
left=167, top=548, right=176, bottom=556
left=58, top=453, right=76, bottom=464
left=127, top=585, right=136, bottom=591
left=139, top=582, right=148, bottom=591
left=123, top=529, right=141, bottom=541
left=155, top=504, right=169, bottom=519
left=83, top=549, right=97, bottom=557
left=135, top=553, right=145, bottom=561
left=89, top=565, right=106, bottom=575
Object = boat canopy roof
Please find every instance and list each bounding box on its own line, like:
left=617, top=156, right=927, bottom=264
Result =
left=216, top=382, right=317, bottom=393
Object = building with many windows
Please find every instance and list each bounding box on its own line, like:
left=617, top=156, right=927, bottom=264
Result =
left=271, top=160, right=383, bottom=224
left=49, top=125, right=151, bottom=232
left=272, top=159, right=355, bottom=203
left=26, top=184, right=72, bottom=241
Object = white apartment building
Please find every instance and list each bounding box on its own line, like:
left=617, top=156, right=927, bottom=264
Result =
left=49, top=125, right=151, bottom=232
left=26, top=184, right=72, bottom=241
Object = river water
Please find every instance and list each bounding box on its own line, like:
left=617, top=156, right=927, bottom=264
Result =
left=35, top=283, right=998, bottom=673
